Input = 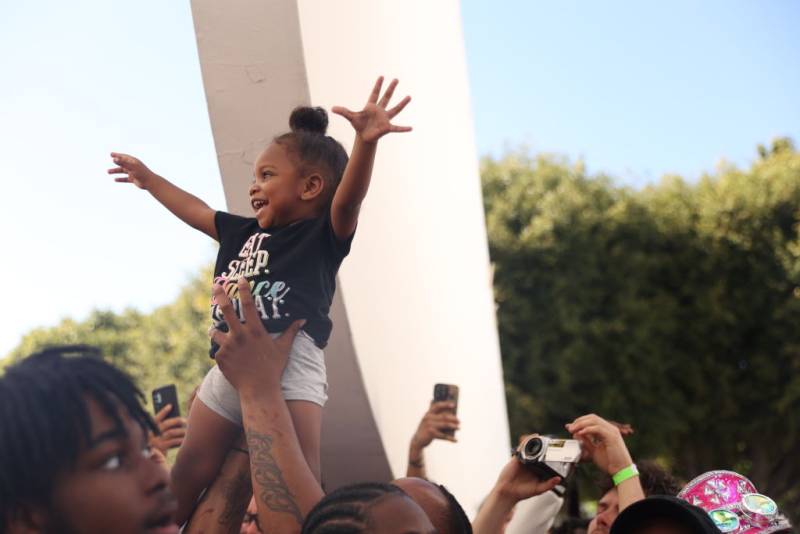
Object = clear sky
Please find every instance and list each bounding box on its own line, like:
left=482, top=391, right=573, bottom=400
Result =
left=1, top=1, right=798, bottom=356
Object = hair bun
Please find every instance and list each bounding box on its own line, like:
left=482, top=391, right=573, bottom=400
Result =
left=289, top=106, right=328, bottom=135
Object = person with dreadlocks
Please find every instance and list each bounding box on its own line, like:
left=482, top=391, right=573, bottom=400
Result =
left=301, top=483, right=435, bottom=534
left=0, top=345, right=179, bottom=534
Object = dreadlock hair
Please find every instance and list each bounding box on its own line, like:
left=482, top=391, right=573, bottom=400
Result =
left=274, top=106, right=349, bottom=205
left=301, top=482, right=409, bottom=534
left=436, top=484, right=473, bottom=534
left=0, top=345, right=157, bottom=527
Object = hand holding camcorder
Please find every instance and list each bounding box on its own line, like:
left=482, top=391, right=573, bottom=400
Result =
left=566, top=414, right=635, bottom=476
left=515, top=435, right=583, bottom=485
left=515, top=415, right=635, bottom=490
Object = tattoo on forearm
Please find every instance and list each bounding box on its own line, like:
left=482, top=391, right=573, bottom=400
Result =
left=218, top=469, right=252, bottom=528
left=246, top=431, right=304, bottom=525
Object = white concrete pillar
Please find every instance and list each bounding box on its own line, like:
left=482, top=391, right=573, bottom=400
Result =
left=190, top=0, right=509, bottom=515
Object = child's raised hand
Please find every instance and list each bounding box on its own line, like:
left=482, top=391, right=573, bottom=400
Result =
left=332, top=76, right=412, bottom=143
left=108, top=152, right=157, bottom=190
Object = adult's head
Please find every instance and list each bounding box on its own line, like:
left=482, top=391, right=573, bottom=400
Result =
left=589, top=460, right=681, bottom=534
left=609, top=496, right=719, bottom=534
left=301, top=482, right=435, bottom=534
left=393, top=478, right=472, bottom=534
left=0, top=345, right=177, bottom=533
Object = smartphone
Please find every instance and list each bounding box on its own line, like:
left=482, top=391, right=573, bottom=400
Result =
left=152, top=385, right=180, bottom=419
left=433, top=383, right=459, bottom=436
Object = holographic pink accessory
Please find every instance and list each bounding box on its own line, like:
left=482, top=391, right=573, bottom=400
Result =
left=678, top=470, right=791, bottom=534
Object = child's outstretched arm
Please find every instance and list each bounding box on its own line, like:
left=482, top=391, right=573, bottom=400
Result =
left=108, top=152, right=218, bottom=240
left=330, top=76, right=411, bottom=240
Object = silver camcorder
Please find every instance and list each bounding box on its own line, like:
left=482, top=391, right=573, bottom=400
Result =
left=516, top=436, right=582, bottom=480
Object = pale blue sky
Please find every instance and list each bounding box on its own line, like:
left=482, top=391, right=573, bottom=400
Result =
left=1, top=1, right=798, bottom=355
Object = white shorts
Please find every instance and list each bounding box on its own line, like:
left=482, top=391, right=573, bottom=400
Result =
left=197, top=330, right=328, bottom=426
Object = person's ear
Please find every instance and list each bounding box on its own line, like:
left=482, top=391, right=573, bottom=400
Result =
left=6, top=505, right=46, bottom=533
left=300, top=173, right=324, bottom=201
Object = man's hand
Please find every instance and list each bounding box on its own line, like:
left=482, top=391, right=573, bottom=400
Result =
left=210, top=278, right=305, bottom=397
left=108, top=152, right=158, bottom=190
left=411, top=401, right=461, bottom=449
left=567, top=414, right=644, bottom=512
left=332, top=77, right=412, bottom=144
left=566, top=414, right=634, bottom=475
left=495, top=448, right=561, bottom=502
left=148, top=404, right=187, bottom=456
left=472, top=435, right=561, bottom=534
left=406, top=400, right=460, bottom=478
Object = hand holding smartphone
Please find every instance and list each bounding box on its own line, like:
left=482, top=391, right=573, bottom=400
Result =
left=152, top=384, right=180, bottom=419
left=433, top=383, right=459, bottom=437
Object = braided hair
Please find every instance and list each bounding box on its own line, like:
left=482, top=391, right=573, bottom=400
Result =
left=301, top=482, right=408, bottom=534
left=0, top=345, right=157, bottom=527
left=274, top=106, right=349, bottom=205
left=436, top=484, right=473, bottom=534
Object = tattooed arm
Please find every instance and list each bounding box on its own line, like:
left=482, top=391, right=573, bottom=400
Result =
left=211, top=278, right=324, bottom=533
left=183, top=443, right=252, bottom=534
left=240, top=392, right=324, bottom=533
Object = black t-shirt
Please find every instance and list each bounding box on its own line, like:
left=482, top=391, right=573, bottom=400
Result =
left=210, top=210, right=353, bottom=353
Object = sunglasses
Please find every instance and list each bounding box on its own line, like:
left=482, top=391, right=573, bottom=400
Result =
left=708, top=493, right=778, bottom=532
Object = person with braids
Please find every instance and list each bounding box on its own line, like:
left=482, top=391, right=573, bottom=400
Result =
left=393, top=478, right=473, bottom=534
left=0, top=345, right=179, bottom=533
left=301, top=483, right=435, bottom=534
left=109, top=76, right=412, bottom=524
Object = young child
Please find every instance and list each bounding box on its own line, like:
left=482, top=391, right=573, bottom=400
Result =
left=108, top=77, right=411, bottom=524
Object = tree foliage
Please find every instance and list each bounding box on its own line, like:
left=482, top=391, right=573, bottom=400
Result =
left=4, top=138, right=799, bottom=518
left=483, top=138, right=800, bottom=517
left=2, top=266, right=214, bottom=411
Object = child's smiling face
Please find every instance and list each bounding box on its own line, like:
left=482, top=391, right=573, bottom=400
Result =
left=250, top=143, right=305, bottom=228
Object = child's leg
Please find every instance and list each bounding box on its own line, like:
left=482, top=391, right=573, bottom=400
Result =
left=171, top=398, right=241, bottom=525
left=286, top=400, right=323, bottom=483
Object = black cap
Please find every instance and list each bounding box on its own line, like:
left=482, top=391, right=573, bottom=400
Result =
left=610, top=496, right=721, bottom=534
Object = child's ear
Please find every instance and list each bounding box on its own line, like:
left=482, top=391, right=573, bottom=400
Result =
left=300, top=174, right=324, bottom=201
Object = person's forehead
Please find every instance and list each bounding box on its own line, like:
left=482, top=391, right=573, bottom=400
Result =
left=255, top=143, right=292, bottom=168
left=600, top=488, right=619, bottom=506
left=83, top=396, right=144, bottom=448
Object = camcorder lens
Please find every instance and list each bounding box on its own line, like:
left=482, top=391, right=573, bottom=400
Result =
left=524, top=437, right=542, bottom=458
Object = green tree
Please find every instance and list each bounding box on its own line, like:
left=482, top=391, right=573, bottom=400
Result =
left=5, top=139, right=799, bottom=519
left=3, top=266, right=214, bottom=410
left=483, top=139, right=800, bottom=518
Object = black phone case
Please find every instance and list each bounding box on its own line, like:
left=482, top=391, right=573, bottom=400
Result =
left=433, top=383, right=459, bottom=436
left=152, top=385, right=180, bottom=419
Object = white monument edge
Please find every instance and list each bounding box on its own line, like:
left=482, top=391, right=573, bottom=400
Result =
left=190, top=0, right=510, bottom=516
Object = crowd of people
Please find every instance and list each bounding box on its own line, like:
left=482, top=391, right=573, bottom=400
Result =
left=0, top=318, right=794, bottom=533
left=1, top=77, right=795, bottom=533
